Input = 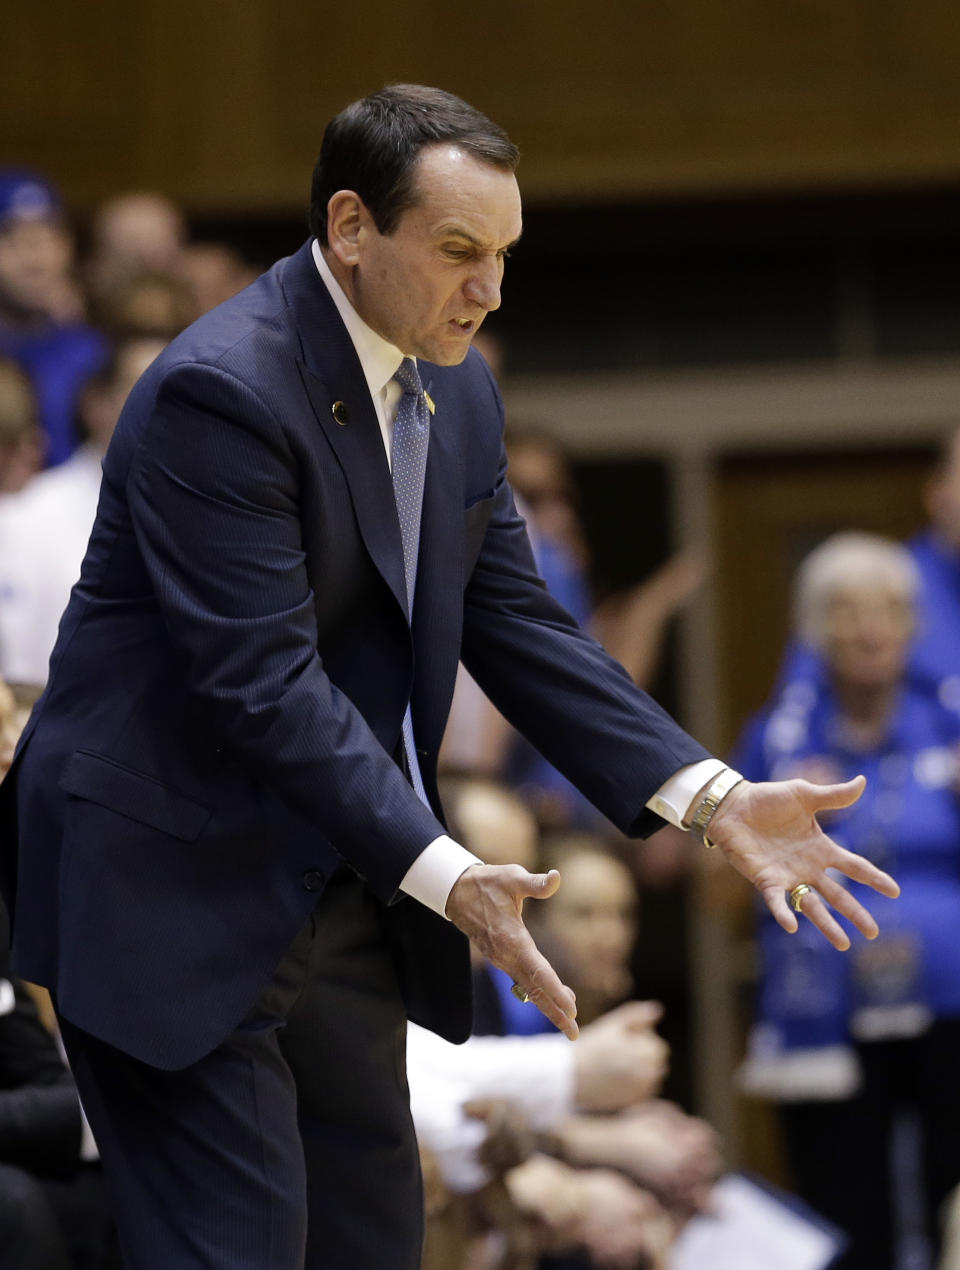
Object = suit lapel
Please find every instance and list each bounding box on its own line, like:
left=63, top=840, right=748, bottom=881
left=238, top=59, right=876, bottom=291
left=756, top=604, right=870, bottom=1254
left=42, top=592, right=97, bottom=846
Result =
left=297, top=362, right=409, bottom=618
left=283, top=242, right=408, bottom=620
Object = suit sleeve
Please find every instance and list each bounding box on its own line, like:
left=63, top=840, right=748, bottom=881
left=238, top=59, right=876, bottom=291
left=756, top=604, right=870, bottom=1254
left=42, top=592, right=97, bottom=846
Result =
left=125, top=361, right=445, bottom=899
left=460, top=444, right=710, bottom=838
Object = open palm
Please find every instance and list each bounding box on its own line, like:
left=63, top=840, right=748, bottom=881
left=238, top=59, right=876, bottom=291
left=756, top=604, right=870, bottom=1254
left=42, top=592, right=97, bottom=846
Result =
left=707, top=776, right=900, bottom=949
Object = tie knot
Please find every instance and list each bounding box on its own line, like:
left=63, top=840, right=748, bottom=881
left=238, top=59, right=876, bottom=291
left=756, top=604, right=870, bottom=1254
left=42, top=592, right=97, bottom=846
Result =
left=393, top=357, right=423, bottom=398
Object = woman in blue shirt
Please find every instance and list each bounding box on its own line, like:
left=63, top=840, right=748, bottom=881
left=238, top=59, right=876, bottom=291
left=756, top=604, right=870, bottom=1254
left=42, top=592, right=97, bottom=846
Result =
left=735, top=532, right=960, bottom=1270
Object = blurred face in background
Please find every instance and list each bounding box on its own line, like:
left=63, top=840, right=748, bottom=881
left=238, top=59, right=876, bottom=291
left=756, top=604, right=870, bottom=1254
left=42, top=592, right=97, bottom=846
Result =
left=533, top=847, right=637, bottom=1016
left=80, top=338, right=167, bottom=453
left=925, top=430, right=960, bottom=552
left=0, top=217, right=74, bottom=316
left=820, top=581, right=915, bottom=693
left=450, top=781, right=539, bottom=873
left=506, top=434, right=587, bottom=564
left=179, top=244, right=256, bottom=322
left=91, top=192, right=186, bottom=280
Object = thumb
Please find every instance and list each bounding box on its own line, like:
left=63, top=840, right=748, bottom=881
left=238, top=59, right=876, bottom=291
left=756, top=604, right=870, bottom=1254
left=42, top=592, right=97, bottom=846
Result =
left=607, top=999, right=664, bottom=1031
left=518, top=868, right=562, bottom=901
left=803, top=774, right=866, bottom=813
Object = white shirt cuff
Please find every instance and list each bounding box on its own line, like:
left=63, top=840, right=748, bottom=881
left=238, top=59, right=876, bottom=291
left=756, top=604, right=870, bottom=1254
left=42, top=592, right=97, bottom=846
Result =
left=646, top=758, right=729, bottom=828
left=399, top=835, right=483, bottom=918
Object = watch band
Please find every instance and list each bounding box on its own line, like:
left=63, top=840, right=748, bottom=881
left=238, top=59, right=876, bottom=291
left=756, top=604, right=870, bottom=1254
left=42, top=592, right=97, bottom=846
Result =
left=688, top=767, right=744, bottom=848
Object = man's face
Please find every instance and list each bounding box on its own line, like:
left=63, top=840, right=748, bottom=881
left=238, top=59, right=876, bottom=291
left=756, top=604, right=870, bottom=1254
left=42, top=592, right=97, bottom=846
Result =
left=350, top=145, right=522, bottom=365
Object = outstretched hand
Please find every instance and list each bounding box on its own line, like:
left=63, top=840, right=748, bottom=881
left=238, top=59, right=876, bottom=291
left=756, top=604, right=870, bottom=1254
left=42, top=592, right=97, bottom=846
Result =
left=445, top=864, right=579, bottom=1039
left=706, top=776, right=900, bottom=949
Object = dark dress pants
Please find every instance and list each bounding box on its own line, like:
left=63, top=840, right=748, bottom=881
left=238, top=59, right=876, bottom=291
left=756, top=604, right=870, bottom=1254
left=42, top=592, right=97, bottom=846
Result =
left=781, top=1018, right=960, bottom=1270
left=0, top=1161, right=72, bottom=1269
left=59, top=870, right=424, bottom=1270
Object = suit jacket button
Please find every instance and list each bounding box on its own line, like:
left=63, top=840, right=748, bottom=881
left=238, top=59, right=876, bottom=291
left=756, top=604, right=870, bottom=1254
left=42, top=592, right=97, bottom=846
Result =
left=331, top=401, right=349, bottom=426
left=302, top=870, right=325, bottom=892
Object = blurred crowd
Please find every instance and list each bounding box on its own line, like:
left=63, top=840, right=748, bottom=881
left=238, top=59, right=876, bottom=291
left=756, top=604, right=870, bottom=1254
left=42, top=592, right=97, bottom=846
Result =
left=731, top=441, right=960, bottom=1270
left=3, top=162, right=960, bottom=1270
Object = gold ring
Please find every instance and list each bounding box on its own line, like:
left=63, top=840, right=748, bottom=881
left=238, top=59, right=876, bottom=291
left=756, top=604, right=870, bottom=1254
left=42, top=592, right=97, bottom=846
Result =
left=789, top=883, right=814, bottom=913
left=511, top=982, right=531, bottom=1004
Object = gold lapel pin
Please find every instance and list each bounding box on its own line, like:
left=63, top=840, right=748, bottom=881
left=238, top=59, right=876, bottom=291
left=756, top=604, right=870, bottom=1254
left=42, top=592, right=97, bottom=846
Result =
left=331, top=401, right=349, bottom=426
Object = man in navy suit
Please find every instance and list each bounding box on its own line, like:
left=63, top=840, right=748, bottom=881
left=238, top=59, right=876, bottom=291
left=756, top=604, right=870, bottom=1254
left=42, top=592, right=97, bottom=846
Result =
left=0, top=86, right=898, bottom=1268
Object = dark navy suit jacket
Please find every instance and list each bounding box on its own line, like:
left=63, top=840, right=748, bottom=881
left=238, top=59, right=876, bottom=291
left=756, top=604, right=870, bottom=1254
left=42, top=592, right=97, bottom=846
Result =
left=0, top=240, right=708, bottom=1070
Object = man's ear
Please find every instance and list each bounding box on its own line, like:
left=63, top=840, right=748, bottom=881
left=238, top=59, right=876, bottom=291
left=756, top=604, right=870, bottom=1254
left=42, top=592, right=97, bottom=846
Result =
left=326, top=191, right=365, bottom=268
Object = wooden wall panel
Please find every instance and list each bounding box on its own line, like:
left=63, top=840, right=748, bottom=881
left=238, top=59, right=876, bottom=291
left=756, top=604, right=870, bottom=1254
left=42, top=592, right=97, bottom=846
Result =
left=714, top=447, right=933, bottom=754
left=4, top=7, right=146, bottom=188
left=4, top=1, right=960, bottom=213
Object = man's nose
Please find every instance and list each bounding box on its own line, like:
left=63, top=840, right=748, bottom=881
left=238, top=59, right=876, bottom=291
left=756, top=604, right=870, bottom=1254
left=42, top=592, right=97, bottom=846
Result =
left=464, top=258, right=502, bottom=312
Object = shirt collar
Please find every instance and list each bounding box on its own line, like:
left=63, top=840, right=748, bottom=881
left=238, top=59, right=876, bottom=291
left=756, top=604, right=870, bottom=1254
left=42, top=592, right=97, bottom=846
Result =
left=311, top=239, right=405, bottom=399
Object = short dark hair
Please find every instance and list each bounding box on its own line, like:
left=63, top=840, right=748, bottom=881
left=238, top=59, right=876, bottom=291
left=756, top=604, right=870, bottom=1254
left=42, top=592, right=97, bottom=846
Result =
left=308, top=84, right=519, bottom=244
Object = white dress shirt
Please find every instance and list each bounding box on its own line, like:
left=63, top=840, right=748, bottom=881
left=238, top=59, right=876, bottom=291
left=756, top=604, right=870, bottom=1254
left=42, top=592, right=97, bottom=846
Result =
left=0, top=443, right=104, bottom=685
left=311, top=242, right=729, bottom=918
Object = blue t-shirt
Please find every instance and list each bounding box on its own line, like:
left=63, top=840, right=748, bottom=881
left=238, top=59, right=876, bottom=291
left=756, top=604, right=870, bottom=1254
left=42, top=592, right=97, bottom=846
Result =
left=909, top=531, right=960, bottom=700
left=735, top=682, right=960, bottom=1045
left=0, top=319, right=107, bottom=467
left=486, top=963, right=559, bottom=1036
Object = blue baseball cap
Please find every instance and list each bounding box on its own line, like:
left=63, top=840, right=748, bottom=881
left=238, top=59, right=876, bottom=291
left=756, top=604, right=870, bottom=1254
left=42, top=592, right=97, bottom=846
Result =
left=0, top=169, right=63, bottom=228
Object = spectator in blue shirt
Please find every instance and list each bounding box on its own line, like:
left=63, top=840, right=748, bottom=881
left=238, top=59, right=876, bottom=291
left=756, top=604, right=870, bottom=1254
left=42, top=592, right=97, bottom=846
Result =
left=777, top=428, right=960, bottom=709
left=0, top=170, right=107, bottom=467
left=735, top=532, right=960, bottom=1270
left=910, top=428, right=960, bottom=700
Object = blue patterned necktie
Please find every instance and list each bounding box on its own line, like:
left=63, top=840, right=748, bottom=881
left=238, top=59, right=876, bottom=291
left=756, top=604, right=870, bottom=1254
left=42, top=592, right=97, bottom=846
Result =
left=391, top=357, right=431, bottom=803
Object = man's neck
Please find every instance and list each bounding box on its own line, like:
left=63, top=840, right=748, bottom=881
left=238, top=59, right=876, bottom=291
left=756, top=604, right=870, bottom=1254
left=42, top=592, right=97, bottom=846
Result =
left=319, top=245, right=360, bottom=316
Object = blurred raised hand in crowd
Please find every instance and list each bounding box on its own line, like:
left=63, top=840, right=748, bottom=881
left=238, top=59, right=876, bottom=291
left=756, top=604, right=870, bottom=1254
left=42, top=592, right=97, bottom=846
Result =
left=439, top=422, right=704, bottom=819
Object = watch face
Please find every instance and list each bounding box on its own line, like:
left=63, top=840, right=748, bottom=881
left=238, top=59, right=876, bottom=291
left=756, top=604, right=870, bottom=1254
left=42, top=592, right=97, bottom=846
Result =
left=693, top=793, right=719, bottom=829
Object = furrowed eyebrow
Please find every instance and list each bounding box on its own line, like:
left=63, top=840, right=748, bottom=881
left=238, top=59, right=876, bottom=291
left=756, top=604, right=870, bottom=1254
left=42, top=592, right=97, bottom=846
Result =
left=436, top=226, right=523, bottom=253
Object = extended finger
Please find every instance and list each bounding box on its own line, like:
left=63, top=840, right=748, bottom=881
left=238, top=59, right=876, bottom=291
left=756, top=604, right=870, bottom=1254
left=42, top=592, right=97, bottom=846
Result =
left=827, top=845, right=900, bottom=897
left=816, top=873, right=879, bottom=940
left=761, top=882, right=799, bottom=935
left=511, top=936, right=579, bottom=1040
left=796, top=889, right=850, bottom=951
